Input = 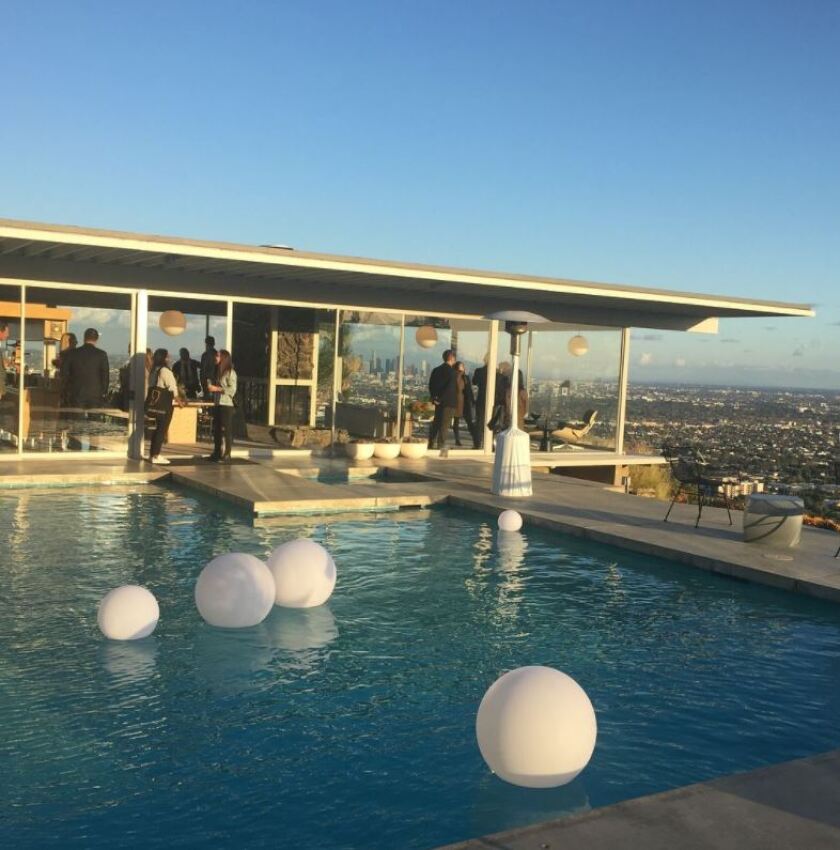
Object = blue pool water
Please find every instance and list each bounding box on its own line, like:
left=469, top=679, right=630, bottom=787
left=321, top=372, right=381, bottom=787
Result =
left=2, top=486, right=840, bottom=849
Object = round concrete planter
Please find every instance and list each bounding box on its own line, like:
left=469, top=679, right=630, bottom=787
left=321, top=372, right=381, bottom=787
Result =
left=346, top=442, right=375, bottom=461
left=373, top=442, right=401, bottom=460
left=400, top=442, right=428, bottom=460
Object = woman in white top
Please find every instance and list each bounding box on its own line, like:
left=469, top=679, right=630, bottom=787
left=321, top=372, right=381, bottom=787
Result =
left=206, top=349, right=237, bottom=463
left=147, top=348, right=181, bottom=465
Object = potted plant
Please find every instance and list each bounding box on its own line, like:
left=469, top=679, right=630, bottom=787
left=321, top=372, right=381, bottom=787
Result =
left=373, top=437, right=401, bottom=460
left=400, top=436, right=428, bottom=460
left=345, top=438, right=375, bottom=460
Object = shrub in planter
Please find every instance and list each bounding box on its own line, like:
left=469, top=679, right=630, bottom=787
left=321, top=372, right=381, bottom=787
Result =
left=346, top=439, right=375, bottom=460
left=373, top=438, right=401, bottom=460
left=400, top=437, right=428, bottom=460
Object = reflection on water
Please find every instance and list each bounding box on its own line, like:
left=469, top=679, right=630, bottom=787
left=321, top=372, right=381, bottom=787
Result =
left=265, top=606, right=338, bottom=652
left=468, top=771, right=591, bottom=839
left=101, top=639, right=159, bottom=684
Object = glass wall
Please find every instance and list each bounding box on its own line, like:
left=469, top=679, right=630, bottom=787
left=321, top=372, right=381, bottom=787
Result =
left=147, top=296, right=229, bottom=450
left=0, top=284, right=22, bottom=453
left=523, top=327, right=623, bottom=451
left=335, top=311, right=401, bottom=439
left=22, top=287, right=132, bottom=453
left=400, top=316, right=490, bottom=448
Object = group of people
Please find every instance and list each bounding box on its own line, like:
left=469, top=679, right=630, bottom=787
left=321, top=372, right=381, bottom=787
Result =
left=145, top=335, right=238, bottom=465
left=427, top=350, right=526, bottom=450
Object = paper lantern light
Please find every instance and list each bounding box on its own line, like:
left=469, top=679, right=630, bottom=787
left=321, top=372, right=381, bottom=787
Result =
left=498, top=509, right=523, bottom=532
left=476, top=665, right=597, bottom=788
left=195, top=553, right=276, bottom=628
left=568, top=335, right=589, bottom=357
left=98, top=585, right=159, bottom=640
left=159, top=310, right=187, bottom=336
left=415, top=325, right=438, bottom=349
left=267, top=539, right=337, bottom=608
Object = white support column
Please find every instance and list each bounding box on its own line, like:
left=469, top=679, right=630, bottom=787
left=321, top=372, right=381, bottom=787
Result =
left=483, top=321, right=499, bottom=455
left=17, top=284, right=26, bottom=454
left=128, top=290, right=148, bottom=460
left=267, top=306, right=278, bottom=427
left=615, top=327, right=631, bottom=455
left=395, top=315, right=405, bottom=438
left=309, top=329, right=320, bottom=427
left=225, top=300, right=234, bottom=352
left=330, top=310, right=341, bottom=451
left=525, top=330, right=534, bottom=396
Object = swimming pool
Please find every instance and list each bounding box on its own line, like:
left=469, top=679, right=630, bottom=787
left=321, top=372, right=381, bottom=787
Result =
left=2, top=486, right=840, bottom=848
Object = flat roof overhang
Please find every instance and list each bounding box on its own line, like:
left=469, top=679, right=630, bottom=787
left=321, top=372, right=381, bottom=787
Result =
left=0, top=218, right=814, bottom=331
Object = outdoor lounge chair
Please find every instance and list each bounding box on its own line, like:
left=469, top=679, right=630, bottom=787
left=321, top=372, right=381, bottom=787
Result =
left=550, top=409, right=598, bottom=448
left=662, top=444, right=733, bottom=528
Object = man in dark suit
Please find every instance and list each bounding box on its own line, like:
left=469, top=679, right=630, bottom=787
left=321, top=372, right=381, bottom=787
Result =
left=62, top=327, right=110, bottom=408
left=200, top=336, right=217, bottom=397
left=173, top=347, right=201, bottom=398
left=427, top=349, right=457, bottom=449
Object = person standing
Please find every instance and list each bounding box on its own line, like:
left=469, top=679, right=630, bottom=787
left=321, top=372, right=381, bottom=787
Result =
left=200, top=336, right=217, bottom=397
left=173, top=347, right=201, bottom=399
left=452, top=361, right=479, bottom=448
left=0, top=320, right=9, bottom=402
left=427, top=349, right=457, bottom=449
left=146, top=348, right=181, bottom=465
left=62, top=328, right=109, bottom=409
left=207, top=349, right=237, bottom=463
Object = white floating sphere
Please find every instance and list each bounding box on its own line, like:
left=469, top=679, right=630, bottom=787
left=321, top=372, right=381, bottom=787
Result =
left=415, top=325, right=438, bottom=349
left=159, top=309, right=187, bottom=336
left=267, top=539, right=337, bottom=608
left=568, top=334, right=589, bottom=357
left=97, top=585, right=159, bottom=641
left=498, top=509, right=523, bottom=532
left=195, top=553, right=276, bottom=628
left=476, top=666, right=597, bottom=788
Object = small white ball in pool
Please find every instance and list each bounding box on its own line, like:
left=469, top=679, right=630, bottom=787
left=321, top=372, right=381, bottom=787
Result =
left=498, top=510, right=523, bottom=532
left=195, top=553, right=276, bottom=628
left=476, top=665, right=597, bottom=788
left=98, top=585, right=159, bottom=641
left=267, top=539, right=337, bottom=608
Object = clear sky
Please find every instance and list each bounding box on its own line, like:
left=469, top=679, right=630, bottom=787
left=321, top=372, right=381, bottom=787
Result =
left=2, top=0, right=838, bottom=388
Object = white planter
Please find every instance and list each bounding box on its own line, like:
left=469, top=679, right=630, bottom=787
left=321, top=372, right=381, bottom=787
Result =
left=400, top=442, right=428, bottom=460
left=346, top=442, right=375, bottom=460
left=373, top=442, right=401, bottom=460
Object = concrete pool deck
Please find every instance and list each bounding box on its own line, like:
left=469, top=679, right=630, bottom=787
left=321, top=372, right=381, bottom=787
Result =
left=438, top=749, right=840, bottom=850
left=2, top=454, right=839, bottom=602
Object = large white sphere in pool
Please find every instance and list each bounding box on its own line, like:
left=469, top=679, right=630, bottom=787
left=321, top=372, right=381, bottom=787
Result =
left=195, top=553, right=276, bottom=628
left=498, top=509, right=523, bottom=532
left=476, top=666, right=597, bottom=788
left=267, top=539, right=337, bottom=608
left=98, top=585, right=159, bottom=640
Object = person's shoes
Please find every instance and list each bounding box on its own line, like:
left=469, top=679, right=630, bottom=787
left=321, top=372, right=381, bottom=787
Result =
left=455, top=440, right=463, bottom=447
left=150, top=456, right=170, bottom=465
left=205, top=454, right=221, bottom=462
left=220, top=456, right=232, bottom=465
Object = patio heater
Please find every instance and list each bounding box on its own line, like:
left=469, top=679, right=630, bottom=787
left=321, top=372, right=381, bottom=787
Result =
left=484, top=311, right=548, bottom=497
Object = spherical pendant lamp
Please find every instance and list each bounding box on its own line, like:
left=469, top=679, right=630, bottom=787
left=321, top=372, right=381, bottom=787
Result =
left=568, top=335, right=589, bottom=357
left=159, top=310, right=187, bottom=336
left=415, top=325, right=438, bottom=349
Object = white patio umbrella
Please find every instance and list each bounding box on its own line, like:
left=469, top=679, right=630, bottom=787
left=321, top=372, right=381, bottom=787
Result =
left=484, top=311, right=548, bottom=497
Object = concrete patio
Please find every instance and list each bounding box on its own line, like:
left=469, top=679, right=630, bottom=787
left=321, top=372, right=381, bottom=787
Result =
left=438, top=749, right=840, bottom=850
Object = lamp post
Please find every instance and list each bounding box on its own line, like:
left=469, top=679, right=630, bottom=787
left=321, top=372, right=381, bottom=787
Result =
left=484, top=311, right=548, bottom=497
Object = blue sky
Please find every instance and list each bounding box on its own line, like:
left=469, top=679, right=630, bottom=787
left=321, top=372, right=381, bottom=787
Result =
left=2, top=1, right=838, bottom=387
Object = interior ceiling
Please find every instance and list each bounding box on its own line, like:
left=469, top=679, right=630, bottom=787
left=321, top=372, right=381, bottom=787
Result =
left=0, top=232, right=813, bottom=332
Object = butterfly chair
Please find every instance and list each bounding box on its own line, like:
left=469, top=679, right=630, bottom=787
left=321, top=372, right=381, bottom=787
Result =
left=550, top=409, right=598, bottom=449
left=662, top=445, right=733, bottom=528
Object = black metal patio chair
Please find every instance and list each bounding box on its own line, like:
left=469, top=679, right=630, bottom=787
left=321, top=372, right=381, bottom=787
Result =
left=662, top=445, right=733, bottom=528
